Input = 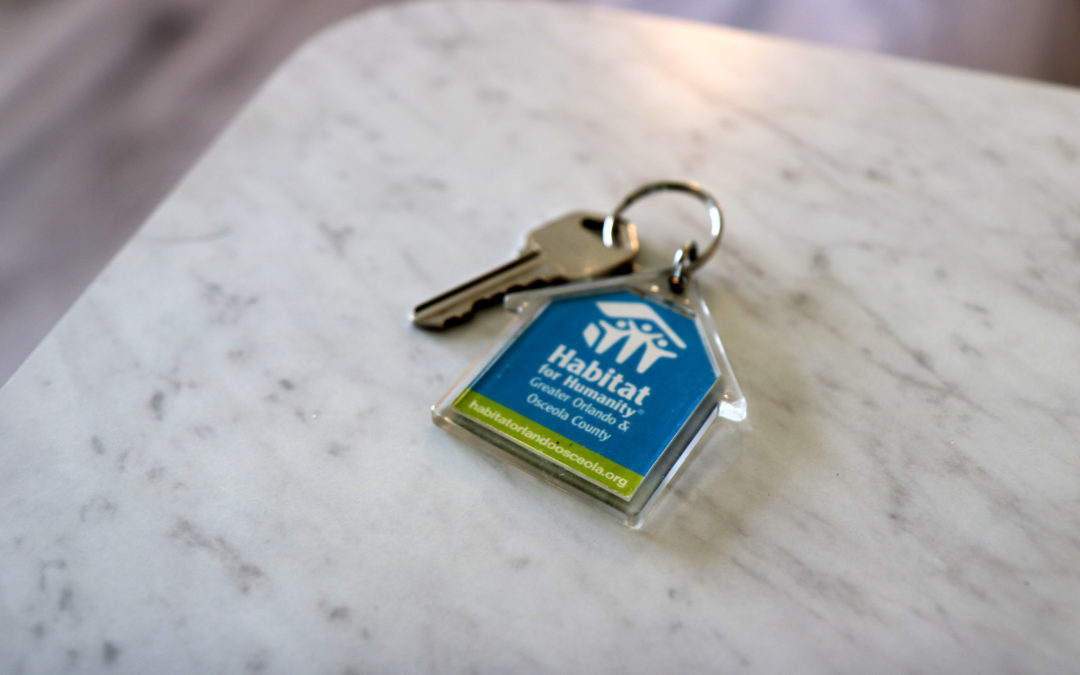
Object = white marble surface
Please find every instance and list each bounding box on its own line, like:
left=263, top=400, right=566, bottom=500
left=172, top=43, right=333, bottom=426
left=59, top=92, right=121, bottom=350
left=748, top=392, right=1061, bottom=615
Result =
left=2, top=2, right=1080, bottom=672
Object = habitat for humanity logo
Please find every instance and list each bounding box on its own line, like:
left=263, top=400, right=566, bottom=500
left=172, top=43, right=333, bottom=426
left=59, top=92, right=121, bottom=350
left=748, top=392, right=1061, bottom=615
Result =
left=582, top=301, right=685, bottom=374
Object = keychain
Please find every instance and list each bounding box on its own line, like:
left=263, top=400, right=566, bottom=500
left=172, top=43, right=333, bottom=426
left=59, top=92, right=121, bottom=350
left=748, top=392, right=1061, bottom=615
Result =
left=415, top=182, right=746, bottom=527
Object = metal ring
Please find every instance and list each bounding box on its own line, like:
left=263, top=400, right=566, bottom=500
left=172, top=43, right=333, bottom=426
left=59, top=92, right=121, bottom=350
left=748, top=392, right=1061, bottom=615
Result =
left=601, top=181, right=724, bottom=276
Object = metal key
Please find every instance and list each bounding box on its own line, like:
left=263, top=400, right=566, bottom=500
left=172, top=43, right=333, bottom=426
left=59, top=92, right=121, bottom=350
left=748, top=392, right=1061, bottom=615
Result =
left=411, top=212, right=638, bottom=329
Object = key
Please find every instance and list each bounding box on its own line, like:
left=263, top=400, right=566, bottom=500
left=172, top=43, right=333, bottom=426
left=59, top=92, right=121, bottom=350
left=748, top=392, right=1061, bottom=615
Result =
left=412, top=212, right=638, bottom=329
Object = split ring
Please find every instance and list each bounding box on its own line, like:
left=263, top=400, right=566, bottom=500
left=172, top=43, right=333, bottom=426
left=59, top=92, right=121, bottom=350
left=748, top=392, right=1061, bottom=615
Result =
left=601, top=181, right=724, bottom=277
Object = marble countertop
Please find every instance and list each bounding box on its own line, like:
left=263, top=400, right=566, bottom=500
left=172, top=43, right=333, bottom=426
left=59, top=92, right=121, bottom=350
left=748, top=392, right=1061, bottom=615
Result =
left=3, top=2, right=1079, bottom=672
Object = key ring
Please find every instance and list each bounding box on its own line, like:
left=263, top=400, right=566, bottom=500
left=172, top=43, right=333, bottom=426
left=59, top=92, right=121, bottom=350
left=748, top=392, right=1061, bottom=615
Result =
left=601, top=181, right=724, bottom=292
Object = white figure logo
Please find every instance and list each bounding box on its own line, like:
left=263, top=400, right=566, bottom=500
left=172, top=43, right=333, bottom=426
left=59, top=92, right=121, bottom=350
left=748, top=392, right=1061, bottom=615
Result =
left=582, top=301, right=685, bottom=373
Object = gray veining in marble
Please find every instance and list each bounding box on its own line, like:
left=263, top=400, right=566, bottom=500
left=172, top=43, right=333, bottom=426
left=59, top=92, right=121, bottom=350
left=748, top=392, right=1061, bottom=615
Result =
left=1, top=2, right=1079, bottom=673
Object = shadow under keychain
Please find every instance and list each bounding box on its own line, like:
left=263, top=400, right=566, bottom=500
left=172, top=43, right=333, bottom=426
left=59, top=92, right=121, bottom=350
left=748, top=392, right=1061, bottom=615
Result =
left=417, top=181, right=746, bottom=527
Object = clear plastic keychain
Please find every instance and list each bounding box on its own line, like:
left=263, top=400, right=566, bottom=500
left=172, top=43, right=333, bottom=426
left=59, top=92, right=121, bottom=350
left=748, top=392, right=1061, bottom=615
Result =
left=431, top=182, right=746, bottom=527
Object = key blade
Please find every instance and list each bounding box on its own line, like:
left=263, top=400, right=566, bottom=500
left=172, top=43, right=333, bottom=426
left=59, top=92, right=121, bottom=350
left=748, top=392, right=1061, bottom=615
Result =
left=411, top=250, right=554, bottom=329
left=411, top=211, right=638, bottom=330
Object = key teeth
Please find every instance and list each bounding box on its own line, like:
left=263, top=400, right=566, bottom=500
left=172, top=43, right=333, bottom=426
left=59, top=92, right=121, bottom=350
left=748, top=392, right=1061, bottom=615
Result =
left=413, top=312, right=468, bottom=331
left=411, top=295, right=490, bottom=330
left=411, top=278, right=558, bottom=330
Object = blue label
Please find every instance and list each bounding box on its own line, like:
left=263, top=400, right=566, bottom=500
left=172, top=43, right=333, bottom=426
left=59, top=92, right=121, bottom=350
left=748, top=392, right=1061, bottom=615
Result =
left=461, top=290, right=718, bottom=490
